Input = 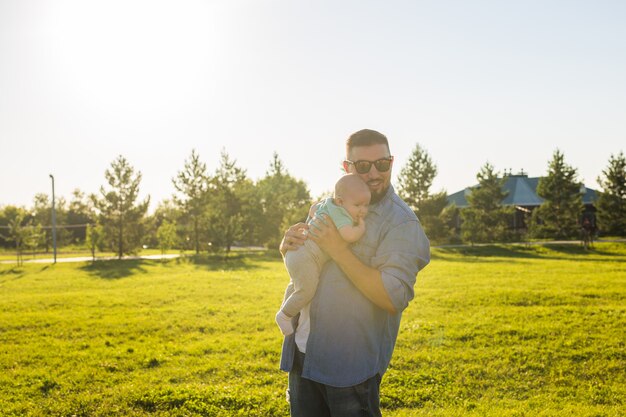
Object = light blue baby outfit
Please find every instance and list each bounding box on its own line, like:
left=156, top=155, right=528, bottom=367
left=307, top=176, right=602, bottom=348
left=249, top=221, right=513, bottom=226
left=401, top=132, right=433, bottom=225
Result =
left=280, top=198, right=354, bottom=317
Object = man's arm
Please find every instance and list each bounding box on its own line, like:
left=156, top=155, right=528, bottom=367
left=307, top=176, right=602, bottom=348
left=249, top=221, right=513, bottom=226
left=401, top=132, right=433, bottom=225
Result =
left=308, top=215, right=397, bottom=314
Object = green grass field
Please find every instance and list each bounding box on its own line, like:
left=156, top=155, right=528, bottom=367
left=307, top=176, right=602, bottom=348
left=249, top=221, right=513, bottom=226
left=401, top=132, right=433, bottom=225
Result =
left=1, top=243, right=624, bottom=416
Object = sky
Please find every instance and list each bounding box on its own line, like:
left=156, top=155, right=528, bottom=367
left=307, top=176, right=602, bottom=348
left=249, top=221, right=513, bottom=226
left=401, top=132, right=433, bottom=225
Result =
left=1, top=0, right=625, bottom=211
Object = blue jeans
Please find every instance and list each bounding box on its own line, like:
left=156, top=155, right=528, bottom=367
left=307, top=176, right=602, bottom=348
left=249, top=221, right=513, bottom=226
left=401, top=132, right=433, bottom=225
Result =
left=288, top=349, right=382, bottom=417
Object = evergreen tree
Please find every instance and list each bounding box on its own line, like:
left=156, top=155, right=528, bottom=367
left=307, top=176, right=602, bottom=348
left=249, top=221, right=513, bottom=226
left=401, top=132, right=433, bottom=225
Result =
left=145, top=199, right=183, bottom=250
left=415, top=191, right=451, bottom=243
left=85, top=223, right=104, bottom=262
left=93, top=155, right=150, bottom=259
left=530, top=150, right=583, bottom=239
left=31, top=194, right=51, bottom=252
left=596, top=151, right=626, bottom=236
left=440, top=204, right=462, bottom=243
left=256, top=153, right=311, bottom=248
left=0, top=205, right=30, bottom=249
left=172, top=149, right=209, bottom=254
left=67, top=189, right=95, bottom=244
left=397, top=143, right=449, bottom=243
left=461, top=162, right=512, bottom=243
left=156, top=220, right=178, bottom=257
left=397, top=143, right=437, bottom=210
left=23, top=223, right=44, bottom=258
left=0, top=209, right=29, bottom=265
left=31, top=193, right=70, bottom=250
left=206, top=149, right=256, bottom=253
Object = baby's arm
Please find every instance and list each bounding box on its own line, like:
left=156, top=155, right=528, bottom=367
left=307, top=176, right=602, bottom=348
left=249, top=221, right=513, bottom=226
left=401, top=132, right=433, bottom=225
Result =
left=337, top=217, right=366, bottom=243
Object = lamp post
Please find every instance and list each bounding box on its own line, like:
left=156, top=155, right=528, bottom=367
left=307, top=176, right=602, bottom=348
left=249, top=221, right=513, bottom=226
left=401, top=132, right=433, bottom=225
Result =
left=49, top=174, right=57, bottom=264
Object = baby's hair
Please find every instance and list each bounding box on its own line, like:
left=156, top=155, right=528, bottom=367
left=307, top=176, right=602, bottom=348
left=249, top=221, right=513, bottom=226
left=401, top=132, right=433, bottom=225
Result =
left=334, top=174, right=371, bottom=200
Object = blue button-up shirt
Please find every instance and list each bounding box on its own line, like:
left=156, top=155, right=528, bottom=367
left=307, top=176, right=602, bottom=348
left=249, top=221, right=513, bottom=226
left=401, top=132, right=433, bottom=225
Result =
left=280, top=185, right=430, bottom=387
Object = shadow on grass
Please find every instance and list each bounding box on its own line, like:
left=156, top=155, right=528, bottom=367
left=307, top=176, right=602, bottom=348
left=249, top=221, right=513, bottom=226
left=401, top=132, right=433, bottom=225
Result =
left=76, top=250, right=281, bottom=278
left=432, top=243, right=626, bottom=263
left=0, top=267, right=23, bottom=276
left=80, top=259, right=148, bottom=279
left=178, top=250, right=282, bottom=272
left=0, top=266, right=25, bottom=284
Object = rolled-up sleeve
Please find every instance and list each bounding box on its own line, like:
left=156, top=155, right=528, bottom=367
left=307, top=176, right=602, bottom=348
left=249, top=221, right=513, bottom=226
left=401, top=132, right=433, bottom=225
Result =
left=371, top=220, right=430, bottom=312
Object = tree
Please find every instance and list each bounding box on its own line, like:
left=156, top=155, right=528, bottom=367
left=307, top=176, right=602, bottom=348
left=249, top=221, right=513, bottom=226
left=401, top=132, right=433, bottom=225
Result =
left=440, top=204, right=462, bottom=243
left=596, top=151, right=626, bottom=236
left=461, top=162, right=512, bottom=244
left=144, top=199, right=183, bottom=250
left=23, top=223, right=44, bottom=258
left=156, top=220, right=178, bottom=257
left=256, top=153, right=311, bottom=248
left=172, top=149, right=209, bottom=254
left=530, top=150, right=583, bottom=239
left=397, top=143, right=438, bottom=210
left=0, top=209, right=29, bottom=265
left=93, top=155, right=150, bottom=259
left=85, top=223, right=104, bottom=262
left=67, top=189, right=95, bottom=244
left=415, top=192, right=452, bottom=243
left=31, top=193, right=70, bottom=250
left=205, top=149, right=255, bottom=253
left=0, top=205, right=29, bottom=249
left=396, top=143, right=450, bottom=243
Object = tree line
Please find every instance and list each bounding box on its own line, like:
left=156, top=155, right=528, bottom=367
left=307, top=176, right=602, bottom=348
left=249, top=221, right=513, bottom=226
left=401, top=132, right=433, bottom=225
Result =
left=1, top=150, right=310, bottom=263
left=1, top=147, right=625, bottom=263
left=398, top=146, right=625, bottom=244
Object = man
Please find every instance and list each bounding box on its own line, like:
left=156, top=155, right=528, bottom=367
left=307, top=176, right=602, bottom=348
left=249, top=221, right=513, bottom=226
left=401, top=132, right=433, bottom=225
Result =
left=279, top=129, right=430, bottom=416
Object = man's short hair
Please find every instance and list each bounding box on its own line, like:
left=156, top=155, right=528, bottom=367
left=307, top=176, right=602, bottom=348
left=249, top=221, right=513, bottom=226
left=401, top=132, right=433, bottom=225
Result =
left=346, top=129, right=390, bottom=155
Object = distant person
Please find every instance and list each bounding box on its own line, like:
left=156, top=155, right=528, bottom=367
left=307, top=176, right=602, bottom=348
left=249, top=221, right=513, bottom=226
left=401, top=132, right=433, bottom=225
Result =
left=275, top=174, right=371, bottom=336
left=278, top=129, right=430, bottom=417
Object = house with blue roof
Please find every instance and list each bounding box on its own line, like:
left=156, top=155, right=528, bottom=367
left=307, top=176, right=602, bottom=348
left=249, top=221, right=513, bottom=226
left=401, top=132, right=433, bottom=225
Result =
left=447, top=173, right=598, bottom=231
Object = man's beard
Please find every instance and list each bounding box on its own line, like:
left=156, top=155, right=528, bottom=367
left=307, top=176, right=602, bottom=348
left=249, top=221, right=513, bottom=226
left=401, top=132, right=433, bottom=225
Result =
left=369, top=184, right=389, bottom=204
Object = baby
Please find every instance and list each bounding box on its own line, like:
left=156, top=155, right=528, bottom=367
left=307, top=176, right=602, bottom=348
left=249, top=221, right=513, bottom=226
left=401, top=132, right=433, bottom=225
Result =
left=275, top=173, right=371, bottom=336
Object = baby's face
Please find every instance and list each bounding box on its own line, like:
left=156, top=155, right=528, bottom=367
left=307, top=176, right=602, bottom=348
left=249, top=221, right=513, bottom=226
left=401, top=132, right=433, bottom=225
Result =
left=339, top=189, right=370, bottom=221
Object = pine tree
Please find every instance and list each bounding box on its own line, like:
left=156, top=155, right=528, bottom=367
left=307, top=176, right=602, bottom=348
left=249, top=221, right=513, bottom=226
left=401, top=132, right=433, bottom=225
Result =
left=461, top=162, right=512, bottom=243
left=256, top=152, right=311, bottom=248
left=206, top=149, right=256, bottom=253
left=596, top=151, right=626, bottom=236
left=93, top=155, right=150, bottom=259
left=397, top=143, right=437, bottom=211
left=172, top=149, right=209, bottom=254
left=531, top=150, right=583, bottom=239
left=397, top=143, right=450, bottom=243
left=85, top=223, right=104, bottom=262
left=145, top=200, right=183, bottom=250
left=0, top=208, right=32, bottom=265
left=67, top=189, right=95, bottom=244
left=0, top=206, right=29, bottom=252
left=156, top=220, right=178, bottom=257
left=23, top=222, right=44, bottom=258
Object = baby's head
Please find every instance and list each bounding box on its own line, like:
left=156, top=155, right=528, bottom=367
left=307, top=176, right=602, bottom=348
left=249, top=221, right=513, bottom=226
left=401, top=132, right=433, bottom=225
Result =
left=334, top=174, right=371, bottom=221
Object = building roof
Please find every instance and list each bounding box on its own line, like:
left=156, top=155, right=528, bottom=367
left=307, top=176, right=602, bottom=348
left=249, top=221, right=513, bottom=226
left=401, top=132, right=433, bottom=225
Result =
left=447, top=175, right=598, bottom=208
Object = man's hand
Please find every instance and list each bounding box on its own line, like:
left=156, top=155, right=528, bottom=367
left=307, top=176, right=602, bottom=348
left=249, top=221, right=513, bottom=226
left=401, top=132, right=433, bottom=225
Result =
left=279, top=222, right=309, bottom=257
left=308, top=214, right=350, bottom=256
left=310, top=214, right=397, bottom=314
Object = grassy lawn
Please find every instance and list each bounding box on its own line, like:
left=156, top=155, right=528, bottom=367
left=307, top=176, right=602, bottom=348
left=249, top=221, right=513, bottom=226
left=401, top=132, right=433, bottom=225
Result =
left=0, top=244, right=624, bottom=416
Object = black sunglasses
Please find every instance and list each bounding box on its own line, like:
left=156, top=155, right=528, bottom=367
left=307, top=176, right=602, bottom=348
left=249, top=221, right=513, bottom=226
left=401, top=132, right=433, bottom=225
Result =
left=345, top=156, right=394, bottom=174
